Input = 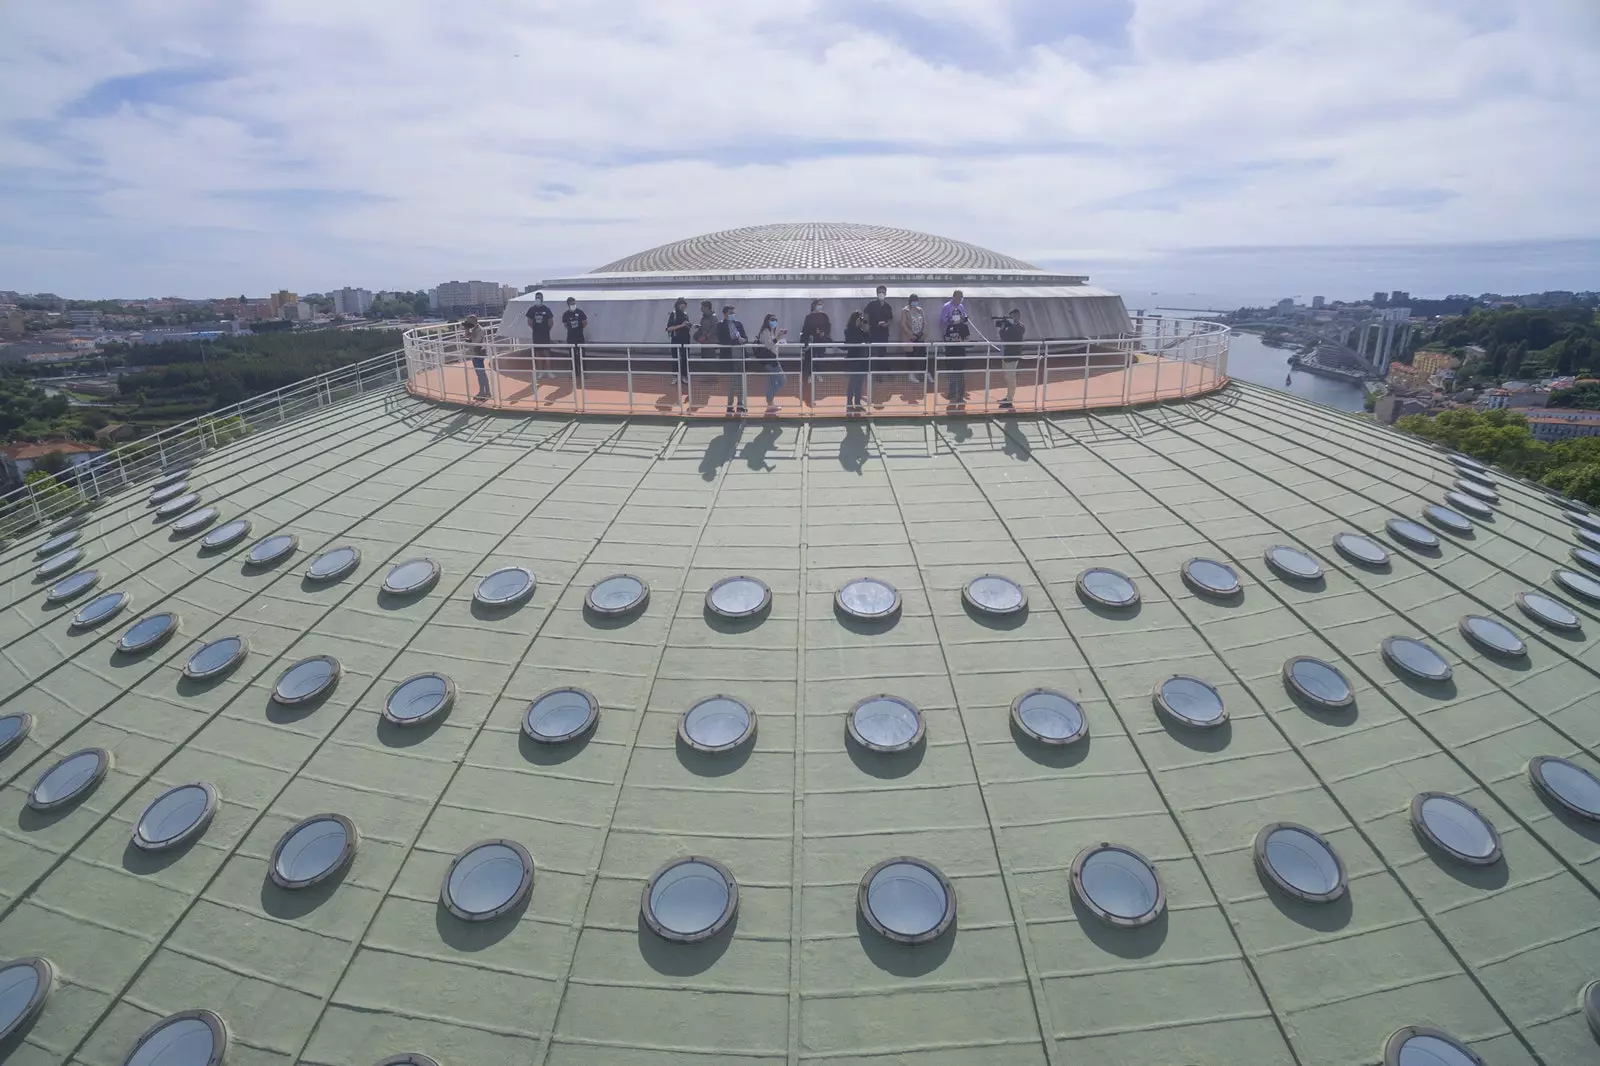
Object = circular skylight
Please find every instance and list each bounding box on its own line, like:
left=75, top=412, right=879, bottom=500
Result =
left=705, top=575, right=771, bottom=619
left=170, top=506, right=219, bottom=535
left=962, top=574, right=1027, bottom=615
left=1253, top=823, right=1346, bottom=903
left=1585, top=979, right=1600, bottom=1042
left=1386, top=517, right=1439, bottom=550
left=0, top=712, right=33, bottom=759
left=523, top=687, right=599, bottom=744
left=848, top=695, right=925, bottom=753
left=475, top=566, right=535, bottom=607
left=1443, top=492, right=1493, bottom=519
left=153, top=467, right=190, bottom=488
left=1077, top=567, right=1140, bottom=608
left=71, top=590, right=129, bottom=630
left=383, top=557, right=440, bottom=596
left=1580, top=528, right=1600, bottom=550
left=306, top=545, right=360, bottom=582
left=857, top=857, right=954, bottom=943
left=1454, top=479, right=1497, bottom=501
left=1333, top=532, right=1389, bottom=566
left=679, top=695, right=756, bottom=753
left=1574, top=547, right=1600, bottom=573
left=46, top=569, right=101, bottom=602
left=154, top=493, right=201, bottom=520
left=118, top=612, right=179, bottom=654
left=1423, top=504, right=1473, bottom=534
left=1515, top=590, right=1581, bottom=630
left=1381, top=636, right=1453, bottom=682
left=1449, top=454, right=1487, bottom=472
left=441, top=839, right=533, bottom=922
left=1010, top=689, right=1088, bottom=746
left=644, top=856, right=739, bottom=942
left=1571, top=511, right=1600, bottom=534
left=1153, top=675, right=1228, bottom=728
left=383, top=673, right=455, bottom=727
left=1182, top=558, right=1241, bottom=597
left=836, top=577, right=902, bottom=619
left=49, top=511, right=90, bottom=536
left=133, top=782, right=219, bottom=852
left=1263, top=545, right=1323, bottom=581
left=148, top=481, right=189, bottom=505
left=184, top=636, right=247, bottom=680
left=201, top=518, right=252, bottom=550
left=1556, top=494, right=1592, bottom=514
left=1071, top=843, right=1165, bottom=927
left=586, top=573, right=649, bottom=615
left=120, top=1009, right=229, bottom=1066
left=1527, top=755, right=1600, bottom=821
left=1410, top=792, right=1501, bottom=866
left=272, top=654, right=340, bottom=705
left=36, top=529, right=79, bottom=556
left=1552, top=567, right=1600, bottom=603
left=1382, top=1026, right=1484, bottom=1066
left=27, top=747, right=112, bottom=811
left=246, top=532, right=297, bottom=566
left=0, top=956, right=54, bottom=1042
left=1457, top=615, right=1525, bottom=657
left=270, top=813, right=358, bottom=889
left=374, top=1057, right=441, bottom=1066
left=36, top=547, right=84, bottom=578
left=1283, top=656, right=1355, bottom=709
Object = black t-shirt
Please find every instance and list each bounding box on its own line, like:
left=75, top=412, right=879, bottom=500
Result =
left=666, top=309, right=691, bottom=342
left=562, top=307, right=587, bottom=341
left=525, top=303, right=555, bottom=339
left=865, top=299, right=894, bottom=338
left=1000, top=319, right=1026, bottom=343
left=801, top=311, right=832, bottom=344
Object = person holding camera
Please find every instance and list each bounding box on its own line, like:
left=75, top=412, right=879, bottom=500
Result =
left=997, top=309, right=1026, bottom=411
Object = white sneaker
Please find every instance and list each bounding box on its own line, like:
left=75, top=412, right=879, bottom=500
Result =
left=909, top=373, right=924, bottom=384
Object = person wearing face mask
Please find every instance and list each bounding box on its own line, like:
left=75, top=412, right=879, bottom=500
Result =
left=665, top=298, right=692, bottom=390
left=800, top=298, right=831, bottom=404
left=843, top=310, right=871, bottom=413
left=864, top=284, right=894, bottom=400
left=562, top=297, right=588, bottom=386
left=900, top=294, right=926, bottom=384
left=716, top=305, right=748, bottom=416
left=524, top=291, right=555, bottom=380
left=755, top=312, right=789, bottom=415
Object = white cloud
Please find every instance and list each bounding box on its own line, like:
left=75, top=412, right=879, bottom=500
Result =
left=0, top=0, right=1595, bottom=295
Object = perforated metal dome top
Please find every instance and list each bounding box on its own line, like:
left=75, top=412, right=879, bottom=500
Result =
left=592, top=222, right=1043, bottom=275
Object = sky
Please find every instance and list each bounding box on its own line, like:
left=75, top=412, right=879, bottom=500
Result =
left=1, top=0, right=1597, bottom=300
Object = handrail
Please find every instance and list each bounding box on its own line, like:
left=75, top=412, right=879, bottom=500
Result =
left=0, top=347, right=409, bottom=541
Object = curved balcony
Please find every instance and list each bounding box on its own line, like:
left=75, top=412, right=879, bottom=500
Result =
left=402, top=316, right=1228, bottom=418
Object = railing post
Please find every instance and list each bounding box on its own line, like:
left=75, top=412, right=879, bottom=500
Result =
left=1081, top=342, right=1091, bottom=409
left=626, top=346, right=634, bottom=411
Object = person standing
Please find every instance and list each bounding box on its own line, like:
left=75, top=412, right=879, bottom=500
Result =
left=997, top=308, right=1027, bottom=411
left=941, top=303, right=970, bottom=409
left=562, top=297, right=588, bottom=385
left=463, top=314, right=490, bottom=401
left=939, top=289, right=968, bottom=404
left=755, top=313, right=789, bottom=415
left=900, top=294, right=926, bottom=384
left=800, top=298, right=831, bottom=404
left=865, top=284, right=894, bottom=401
left=843, top=310, right=871, bottom=413
left=716, top=305, right=748, bottom=415
left=524, top=291, right=555, bottom=379
left=665, top=298, right=692, bottom=388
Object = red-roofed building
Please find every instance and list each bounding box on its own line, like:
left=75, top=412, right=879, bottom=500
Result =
left=0, top=439, right=103, bottom=489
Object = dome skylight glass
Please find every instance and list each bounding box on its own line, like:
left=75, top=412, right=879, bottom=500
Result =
left=71, top=590, right=129, bottom=629
left=1254, top=823, right=1346, bottom=903
left=848, top=695, right=925, bottom=753
left=148, top=481, right=189, bottom=505
left=383, top=557, right=439, bottom=595
left=1552, top=567, right=1600, bottom=603
left=1387, top=517, right=1439, bottom=549
left=962, top=574, right=1026, bottom=614
left=27, top=747, right=111, bottom=811
left=1182, top=558, right=1241, bottom=597
left=1382, top=1027, right=1483, bottom=1066
left=1077, top=567, right=1139, bottom=608
left=1449, top=454, right=1487, bottom=472
left=1573, top=547, right=1600, bottom=573
left=1527, top=755, right=1600, bottom=820
left=46, top=569, right=101, bottom=602
left=1454, top=479, right=1496, bottom=501
left=154, top=493, right=200, bottom=520
left=49, top=511, right=89, bottom=535
left=1154, top=675, right=1227, bottom=728
left=1381, top=636, right=1452, bottom=682
left=270, top=813, right=358, bottom=889
left=1264, top=545, right=1323, bottom=581
left=1579, top=528, right=1600, bottom=550
left=645, top=856, right=739, bottom=942
left=0, top=956, right=54, bottom=1042
left=36, top=529, right=79, bottom=556
left=184, top=636, right=247, bottom=680
left=442, top=839, right=533, bottom=921
left=305, top=545, right=360, bottom=582
left=120, top=1009, right=229, bottom=1066
left=523, top=687, right=599, bottom=744
left=1443, top=492, right=1492, bottom=519
left=1586, top=980, right=1600, bottom=1041
left=272, top=654, right=340, bottom=704
left=170, top=506, right=218, bottom=535
left=1515, top=590, right=1580, bottom=630
left=133, top=782, right=218, bottom=852
left=118, top=612, right=178, bottom=654
left=1423, top=504, right=1472, bottom=534
left=1283, top=656, right=1355, bottom=709
left=1571, top=511, right=1600, bottom=534
left=373, top=1057, right=440, bottom=1066
left=0, top=712, right=33, bottom=760
left=1457, top=616, right=1525, bottom=657
left=858, top=857, right=954, bottom=943
left=1071, top=844, right=1165, bottom=927
left=383, top=673, right=454, bottom=727
left=705, top=575, right=771, bottom=618
left=836, top=577, right=901, bottom=619
left=1333, top=532, right=1389, bottom=566
left=1410, top=792, right=1501, bottom=865
left=586, top=573, right=648, bottom=615
left=36, top=547, right=84, bottom=578
left=153, top=468, right=190, bottom=488
left=1010, top=689, right=1088, bottom=745
left=246, top=532, right=297, bottom=565
left=679, top=696, right=756, bottom=753
left=201, top=518, right=252, bottom=550
left=474, top=566, right=535, bottom=607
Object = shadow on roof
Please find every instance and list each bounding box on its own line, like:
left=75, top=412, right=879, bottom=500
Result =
left=856, top=909, right=954, bottom=977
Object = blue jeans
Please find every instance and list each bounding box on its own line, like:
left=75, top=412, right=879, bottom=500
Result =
left=764, top=366, right=788, bottom=405
left=471, top=355, right=490, bottom=396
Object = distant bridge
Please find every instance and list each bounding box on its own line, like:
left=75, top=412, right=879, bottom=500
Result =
left=1230, top=321, right=1380, bottom=376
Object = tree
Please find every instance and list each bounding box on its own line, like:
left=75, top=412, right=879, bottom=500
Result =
left=1394, top=407, right=1600, bottom=506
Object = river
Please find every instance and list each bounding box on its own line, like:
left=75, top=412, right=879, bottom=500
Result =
left=1221, top=330, right=1366, bottom=412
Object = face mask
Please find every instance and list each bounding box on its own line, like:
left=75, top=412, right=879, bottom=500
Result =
left=911, top=301, right=920, bottom=308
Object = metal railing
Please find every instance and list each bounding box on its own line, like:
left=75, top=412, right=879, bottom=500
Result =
left=403, top=315, right=1229, bottom=419
left=0, top=347, right=409, bottom=542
